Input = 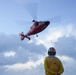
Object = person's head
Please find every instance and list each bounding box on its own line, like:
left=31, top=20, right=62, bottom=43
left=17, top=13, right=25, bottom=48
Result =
left=48, top=47, right=56, bottom=55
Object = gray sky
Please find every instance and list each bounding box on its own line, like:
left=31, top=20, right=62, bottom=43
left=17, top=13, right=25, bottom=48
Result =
left=0, top=0, right=76, bottom=75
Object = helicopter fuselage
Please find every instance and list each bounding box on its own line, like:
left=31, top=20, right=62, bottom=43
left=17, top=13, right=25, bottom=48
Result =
left=26, top=21, right=50, bottom=36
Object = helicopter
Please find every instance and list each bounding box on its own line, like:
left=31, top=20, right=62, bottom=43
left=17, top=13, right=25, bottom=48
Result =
left=19, top=20, right=50, bottom=40
left=18, top=2, right=60, bottom=41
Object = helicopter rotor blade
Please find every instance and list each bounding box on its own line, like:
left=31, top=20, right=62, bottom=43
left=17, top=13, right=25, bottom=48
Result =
left=43, top=15, right=61, bottom=23
left=24, top=2, right=38, bottom=20
left=15, top=20, right=32, bottom=26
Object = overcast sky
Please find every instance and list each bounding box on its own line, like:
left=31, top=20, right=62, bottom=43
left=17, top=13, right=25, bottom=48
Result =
left=0, top=0, right=76, bottom=75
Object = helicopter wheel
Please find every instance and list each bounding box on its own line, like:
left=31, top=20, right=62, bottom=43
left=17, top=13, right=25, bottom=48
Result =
left=36, top=34, right=38, bottom=37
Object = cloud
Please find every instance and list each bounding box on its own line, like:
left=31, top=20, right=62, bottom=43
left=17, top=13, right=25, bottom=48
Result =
left=34, top=24, right=75, bottom=48
left=0, top=24, right=76, bottom=75
left=0, top=64, right=44, bottom=75
left=58, top=55, right=76, bottom=75
left=0, top=32, right=46, bottom=75
left=4, top=55, right=44, bottom=70
left=4, top=51, right=16, bottom=57
left=54, top=36, right=76, bottom=58
left=0, top=33, right=46, bottom=66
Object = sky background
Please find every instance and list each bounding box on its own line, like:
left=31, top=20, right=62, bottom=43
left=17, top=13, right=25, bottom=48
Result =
left=0, top=0, right=76, bottom=75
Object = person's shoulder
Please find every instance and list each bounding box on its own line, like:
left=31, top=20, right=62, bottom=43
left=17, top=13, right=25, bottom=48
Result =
left=44, top=56, right=49, bottom=59
left=45, top=56, right=48, bottom=58
left=55, top=57, right=60, bottom=60
left=55, top=57, right=62, bottom=62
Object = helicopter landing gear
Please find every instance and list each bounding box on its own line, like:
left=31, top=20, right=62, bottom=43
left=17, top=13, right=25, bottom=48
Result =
left=36, top=34, right=38, bottom=37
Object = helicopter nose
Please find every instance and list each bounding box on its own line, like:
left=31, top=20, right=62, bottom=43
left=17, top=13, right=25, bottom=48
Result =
left=45, top=21, right=50, bottom=25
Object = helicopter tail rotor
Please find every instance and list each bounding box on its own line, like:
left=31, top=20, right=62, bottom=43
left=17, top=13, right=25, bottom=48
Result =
left=19, top=32, right=30, bottom=40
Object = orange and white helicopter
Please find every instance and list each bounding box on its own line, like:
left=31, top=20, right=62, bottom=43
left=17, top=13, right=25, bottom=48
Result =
left=19, top=20, right=50, bottom=40
left=19, top=2, right=60, bottom=41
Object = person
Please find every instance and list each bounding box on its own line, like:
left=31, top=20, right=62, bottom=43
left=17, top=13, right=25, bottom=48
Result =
left=44, top=47, right=64, bottom=75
